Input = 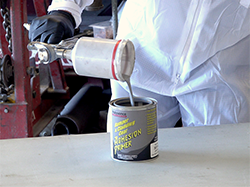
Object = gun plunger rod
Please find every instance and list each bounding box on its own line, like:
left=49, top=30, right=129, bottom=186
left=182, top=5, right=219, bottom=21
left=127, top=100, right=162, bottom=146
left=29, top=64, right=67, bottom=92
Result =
left=55, top=48, right=72, bottom=60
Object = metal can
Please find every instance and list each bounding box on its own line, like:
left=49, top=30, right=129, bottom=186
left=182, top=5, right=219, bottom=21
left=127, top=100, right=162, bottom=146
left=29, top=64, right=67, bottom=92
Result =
left=109, top=97, right=159, bottom=161
left=71, top=37, right=135, bottom=82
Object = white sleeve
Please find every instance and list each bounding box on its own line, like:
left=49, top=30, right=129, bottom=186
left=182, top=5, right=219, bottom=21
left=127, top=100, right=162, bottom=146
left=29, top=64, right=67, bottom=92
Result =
left=47, top=0, right=94, bottom=28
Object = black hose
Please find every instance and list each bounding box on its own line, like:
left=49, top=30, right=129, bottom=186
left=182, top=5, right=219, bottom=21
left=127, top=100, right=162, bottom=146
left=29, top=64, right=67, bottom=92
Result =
left=51, top=84, right=103, bottom=136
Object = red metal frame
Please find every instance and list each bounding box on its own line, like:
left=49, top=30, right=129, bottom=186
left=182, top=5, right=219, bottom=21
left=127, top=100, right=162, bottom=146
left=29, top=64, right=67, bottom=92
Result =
left=0, top=0, right=69, bottom=139
left=0, top=0, right=33, bottom=138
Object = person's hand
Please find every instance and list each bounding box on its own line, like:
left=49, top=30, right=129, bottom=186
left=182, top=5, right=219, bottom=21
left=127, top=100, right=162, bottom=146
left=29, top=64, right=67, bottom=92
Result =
left=29, top=10, right=76, bottom=44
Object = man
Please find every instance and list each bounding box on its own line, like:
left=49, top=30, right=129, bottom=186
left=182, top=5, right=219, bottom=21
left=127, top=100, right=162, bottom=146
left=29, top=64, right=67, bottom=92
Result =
left=29, top=0, right=250, bottom=129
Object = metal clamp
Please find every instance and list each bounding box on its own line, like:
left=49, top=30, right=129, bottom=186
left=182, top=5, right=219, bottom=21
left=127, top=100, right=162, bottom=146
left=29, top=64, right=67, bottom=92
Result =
left=27, top=40, right=76, bottom=64
left=27, top=33, right=86, bottom=64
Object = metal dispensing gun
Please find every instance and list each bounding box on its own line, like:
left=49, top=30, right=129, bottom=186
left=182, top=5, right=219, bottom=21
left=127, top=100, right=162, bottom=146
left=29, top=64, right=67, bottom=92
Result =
left=26, top=32, right=135, bottom=82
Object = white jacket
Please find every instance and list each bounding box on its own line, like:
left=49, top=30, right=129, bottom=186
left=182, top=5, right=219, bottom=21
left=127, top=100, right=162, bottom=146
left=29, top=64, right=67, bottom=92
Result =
left=116, top=0, right=250, bottom=96
left=47, top=0, right=94, bottom=27
left=112, top=0, right=250, bottom=127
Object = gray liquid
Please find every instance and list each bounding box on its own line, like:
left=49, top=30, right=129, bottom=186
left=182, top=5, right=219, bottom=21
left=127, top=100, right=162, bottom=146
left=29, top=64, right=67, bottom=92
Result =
left=113, top=98, right=152, bottom=107
left=124, top=75, right=135, bottom=106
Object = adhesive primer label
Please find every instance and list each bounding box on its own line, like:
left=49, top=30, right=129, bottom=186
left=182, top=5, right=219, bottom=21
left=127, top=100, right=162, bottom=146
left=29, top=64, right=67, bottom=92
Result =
left=111, top=107, right=158, bottom=161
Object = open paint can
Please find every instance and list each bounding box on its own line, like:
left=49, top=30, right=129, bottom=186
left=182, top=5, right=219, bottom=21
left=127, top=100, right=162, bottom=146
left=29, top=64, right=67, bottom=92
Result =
left=109, top=97, right=159, bottom=161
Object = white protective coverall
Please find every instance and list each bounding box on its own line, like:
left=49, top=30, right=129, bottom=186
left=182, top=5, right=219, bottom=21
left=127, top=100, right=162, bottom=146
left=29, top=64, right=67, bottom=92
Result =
left=49, top=0, right=250, bottom=128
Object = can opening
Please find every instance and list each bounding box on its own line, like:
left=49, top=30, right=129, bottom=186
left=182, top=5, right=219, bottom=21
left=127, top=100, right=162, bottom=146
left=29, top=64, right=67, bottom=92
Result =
left=113, top=97, right=152, bottom=107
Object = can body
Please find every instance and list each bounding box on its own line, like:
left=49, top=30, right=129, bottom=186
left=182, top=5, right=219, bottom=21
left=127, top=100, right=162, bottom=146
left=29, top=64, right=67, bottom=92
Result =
left=109, top=97, right=159, bottom=161
left=71, top=37, right=135, bottom=82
